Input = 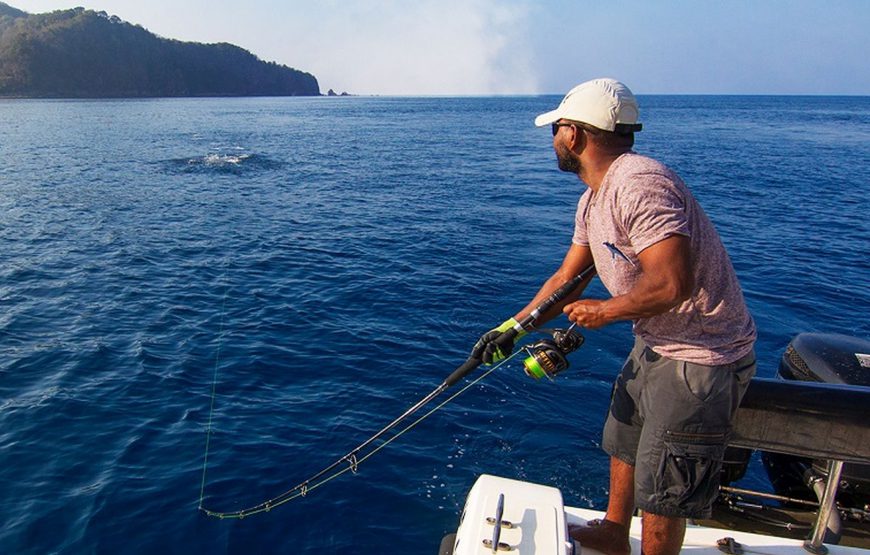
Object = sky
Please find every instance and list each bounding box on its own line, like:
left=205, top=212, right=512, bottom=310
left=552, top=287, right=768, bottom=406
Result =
left=11, top=0, right=870, bottom=96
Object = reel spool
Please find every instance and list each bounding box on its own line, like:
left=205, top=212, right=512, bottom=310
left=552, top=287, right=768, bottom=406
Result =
left=522, top=327, right=585, bottom=380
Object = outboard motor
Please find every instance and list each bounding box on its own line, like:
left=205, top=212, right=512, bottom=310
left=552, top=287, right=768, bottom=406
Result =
left=779, top=333, right=870, bottom=385
left=763, top=333, right=870, bottom=509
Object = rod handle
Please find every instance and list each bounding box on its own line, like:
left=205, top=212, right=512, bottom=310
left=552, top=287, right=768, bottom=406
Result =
left=518, top=263, right=595, bottom=330
left=444, top=357, right=483, bottom=388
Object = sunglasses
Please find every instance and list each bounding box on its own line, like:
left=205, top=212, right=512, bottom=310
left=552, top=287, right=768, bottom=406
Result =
left=551, top=122, right=575, bottom=136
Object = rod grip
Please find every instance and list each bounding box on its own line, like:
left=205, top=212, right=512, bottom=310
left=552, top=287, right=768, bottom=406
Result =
left=444, top=357, right=483, bottom=388
left=518, top=263, right=595, bottom=330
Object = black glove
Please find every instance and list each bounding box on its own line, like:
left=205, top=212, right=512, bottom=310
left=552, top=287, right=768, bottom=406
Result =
left=471, top=318, right=526, bottom=365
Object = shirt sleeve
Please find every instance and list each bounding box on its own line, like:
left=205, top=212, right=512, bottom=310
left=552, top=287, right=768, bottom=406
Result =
left=572, top=191, right=591, bottom=245
left=617, top=172, right=691, bottom=254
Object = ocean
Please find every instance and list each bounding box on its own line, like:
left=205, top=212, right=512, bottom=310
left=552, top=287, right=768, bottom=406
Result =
left=0, top=95, right=868, bottom=553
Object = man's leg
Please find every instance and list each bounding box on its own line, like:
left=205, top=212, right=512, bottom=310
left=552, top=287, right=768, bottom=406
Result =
left=569, top=456, right=633, bottom=555
left=571, top=339, right=647, bottom=554
left=604, top=456, right=636, bottom=527
left=641, top=513, right=686, bottom=555
left=633, top=351, right=756, bottom=555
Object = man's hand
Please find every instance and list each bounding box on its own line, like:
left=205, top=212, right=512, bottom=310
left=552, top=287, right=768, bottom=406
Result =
left=471, top=318, right=526, bottom=364
left=563, top=299, right=611, bottom=329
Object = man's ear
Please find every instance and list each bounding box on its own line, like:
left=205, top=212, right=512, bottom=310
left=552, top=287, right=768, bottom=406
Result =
left=569, top=125, right=585, bottom=153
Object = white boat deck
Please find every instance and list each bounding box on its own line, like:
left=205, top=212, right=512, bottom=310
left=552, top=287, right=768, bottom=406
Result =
left=566, top=507, right=868, bottom=555
left=447, top=475, right=867, bottom=555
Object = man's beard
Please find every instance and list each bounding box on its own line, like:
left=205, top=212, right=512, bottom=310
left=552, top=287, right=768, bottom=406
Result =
left=556, top=146, right=580, bottom=173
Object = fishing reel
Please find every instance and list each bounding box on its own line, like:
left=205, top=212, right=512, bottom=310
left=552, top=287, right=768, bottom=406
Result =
left=522, top=325, right=584, bottom=380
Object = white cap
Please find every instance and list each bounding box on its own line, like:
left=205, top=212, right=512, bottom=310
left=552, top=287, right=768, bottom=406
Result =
left=534, top=78, right=642, bottom=133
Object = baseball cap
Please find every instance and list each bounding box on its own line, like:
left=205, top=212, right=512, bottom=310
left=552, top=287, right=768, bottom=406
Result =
left=534, top=78, right=642, bottom=133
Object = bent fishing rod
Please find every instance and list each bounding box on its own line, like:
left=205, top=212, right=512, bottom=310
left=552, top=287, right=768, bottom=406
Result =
left=200, top=263, right=596, bottom=519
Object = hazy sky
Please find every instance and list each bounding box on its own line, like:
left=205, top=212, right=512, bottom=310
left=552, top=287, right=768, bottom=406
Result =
left=13, top=1, right=870, bottom=95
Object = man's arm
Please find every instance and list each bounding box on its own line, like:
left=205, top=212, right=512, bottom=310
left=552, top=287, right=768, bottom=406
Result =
left=513, top=242, right=596, bottom=325
left=563, top=235, right=694, bottom=329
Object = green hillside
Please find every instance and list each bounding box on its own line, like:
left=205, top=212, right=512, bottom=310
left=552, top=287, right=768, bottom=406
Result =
left=0, top=3, right=320, bottom=97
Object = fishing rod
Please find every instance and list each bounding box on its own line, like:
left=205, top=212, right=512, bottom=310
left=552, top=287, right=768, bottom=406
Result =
left=200, top=263, right=596, bottom=519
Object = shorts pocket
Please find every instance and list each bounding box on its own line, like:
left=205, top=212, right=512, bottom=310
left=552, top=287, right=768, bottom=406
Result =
left=655, top=430, right=727, bottom=516
left=682, top=361, right=725, bottom=402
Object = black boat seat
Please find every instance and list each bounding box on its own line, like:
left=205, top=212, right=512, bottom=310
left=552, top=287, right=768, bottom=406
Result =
left=730, top=378, right=870, bottom=464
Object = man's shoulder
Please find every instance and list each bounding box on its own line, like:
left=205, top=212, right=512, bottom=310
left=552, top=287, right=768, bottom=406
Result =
left=611, top=152, right=675, bottom=179
left=607, top=153, right=686, bottom=204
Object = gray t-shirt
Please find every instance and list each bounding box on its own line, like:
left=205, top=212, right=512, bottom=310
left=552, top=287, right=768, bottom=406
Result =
left=573, top=152, right=756, bottom=365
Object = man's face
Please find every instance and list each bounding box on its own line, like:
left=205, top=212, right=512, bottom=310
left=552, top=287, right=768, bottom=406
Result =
left=553, top=124, right=580, bottom=173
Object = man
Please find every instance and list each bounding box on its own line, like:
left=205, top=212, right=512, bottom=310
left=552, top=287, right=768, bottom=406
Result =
left=472, top=78, right=757, bottom=555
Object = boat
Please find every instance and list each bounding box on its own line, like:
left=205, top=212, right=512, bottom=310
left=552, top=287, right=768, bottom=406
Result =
left=439, top=333, right=870, bottom=554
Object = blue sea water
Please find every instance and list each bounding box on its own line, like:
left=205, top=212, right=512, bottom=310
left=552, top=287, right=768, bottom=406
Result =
left=0, top=95, right=868, bottom=554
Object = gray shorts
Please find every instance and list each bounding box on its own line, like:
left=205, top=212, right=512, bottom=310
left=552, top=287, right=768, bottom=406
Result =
left=602, top=337, right=755, bottom=518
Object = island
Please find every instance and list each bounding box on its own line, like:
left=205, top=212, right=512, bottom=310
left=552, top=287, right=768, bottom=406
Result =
left=0, top=2, right=320, bottom=98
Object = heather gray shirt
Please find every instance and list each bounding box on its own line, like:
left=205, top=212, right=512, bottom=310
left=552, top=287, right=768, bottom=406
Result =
left=573, top=153, right=756, bottom=365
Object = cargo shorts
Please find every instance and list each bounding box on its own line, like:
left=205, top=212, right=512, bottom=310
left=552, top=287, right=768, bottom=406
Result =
left=601, top=337, right=755, bottom=518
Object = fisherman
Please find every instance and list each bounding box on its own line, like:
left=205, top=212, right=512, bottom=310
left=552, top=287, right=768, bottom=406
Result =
left=472, top=78, right=757, bottom=555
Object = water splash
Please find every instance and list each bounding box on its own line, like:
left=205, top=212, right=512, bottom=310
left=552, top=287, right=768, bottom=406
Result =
left=161, top=151, right=283, bottom=175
